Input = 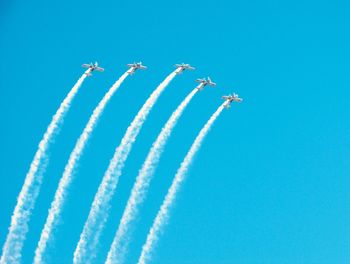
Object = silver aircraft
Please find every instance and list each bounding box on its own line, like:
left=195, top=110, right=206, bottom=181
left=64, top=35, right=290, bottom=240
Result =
left=82, top=62, right=104, bottom=76
left=222, top=93, right=243, bottom=108
left=127, top=62, right=147, bottom=74
left=175, top=63, right=195, bottom=74
left=195, top=77, right=216, bottom=90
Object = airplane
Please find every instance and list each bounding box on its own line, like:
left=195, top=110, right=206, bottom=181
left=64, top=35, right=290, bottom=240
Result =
left=82, top=62, right=104, bottom=76
left=195, top=77, right=216, bottom=90
left=127, top=62, right=147, bottom=74
left=222, top=93, right=243, bottom=108
left=175, top=63, right=195, bottom=74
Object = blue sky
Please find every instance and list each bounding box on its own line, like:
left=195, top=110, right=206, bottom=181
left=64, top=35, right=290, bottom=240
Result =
left=1, top=0, right=350, bottom=263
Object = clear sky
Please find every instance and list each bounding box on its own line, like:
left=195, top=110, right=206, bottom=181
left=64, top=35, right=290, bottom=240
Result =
left=1, top=0, right=350, bottom=263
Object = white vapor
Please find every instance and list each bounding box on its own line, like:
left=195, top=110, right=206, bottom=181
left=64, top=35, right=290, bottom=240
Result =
left=106, top=88, right=198, bottom=264
left=34, top=71, right=130, bottom=264
left=137, top=103, right=225, bottom=264
left=0, top=70, right=89, bottom=264
left=73, top=70, right=177, bottom=264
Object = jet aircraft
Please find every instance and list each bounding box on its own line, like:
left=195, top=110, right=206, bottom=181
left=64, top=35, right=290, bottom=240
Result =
left=127, top=62, right=147, bottom=74
left=195, top=77, right=216, bottom=90
left=222, top=93, right=243, bottom=108
left=175, top=63, right=195, bottom=74
left=82, top=62, right=104, bottom=76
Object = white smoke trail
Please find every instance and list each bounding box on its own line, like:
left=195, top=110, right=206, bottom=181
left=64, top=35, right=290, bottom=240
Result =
left=105, top=88, right=198, bottom=264
left=0, top=70, right=89, bottom=264
left=34, top=71, right=130, bottom=264
left=137, top=103, right=225, bottom=264
left=73, top=70, right=177, bottom=264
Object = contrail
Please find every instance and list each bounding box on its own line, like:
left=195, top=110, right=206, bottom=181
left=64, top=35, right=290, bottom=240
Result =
left=34, top=70, right=130, bottom=264
left=137, top=103, right=225, bottom=264
left=0, top=70, right=89, bottom=264
left=105, top=88, right=198, bottom=264
left=73, top=70, right=178, bottom=264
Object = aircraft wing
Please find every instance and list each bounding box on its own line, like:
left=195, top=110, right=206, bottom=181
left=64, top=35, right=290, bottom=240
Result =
left=140, top=65, right=147, bottom=69
left=196, top=79, right=204, bottom=83
left=222, top=96, right=230, bottom=100
left=209, top=82, right=217, bottom=86
left=82, top=64, right=91, bottom=68
left=127, top=64, right=134, bottom=67
left=95, top=67, right=104, bottom=72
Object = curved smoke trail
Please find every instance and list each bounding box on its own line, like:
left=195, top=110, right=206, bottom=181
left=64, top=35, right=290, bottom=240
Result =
left=105, top=88, right=198, bottom=264
left=137, top=103, right=225, bottom=264
left=0, top=70, right=89, bottom=264
left=34, top=71, right=130, bottom=264
left=73, top=70, right=177, bottom=264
